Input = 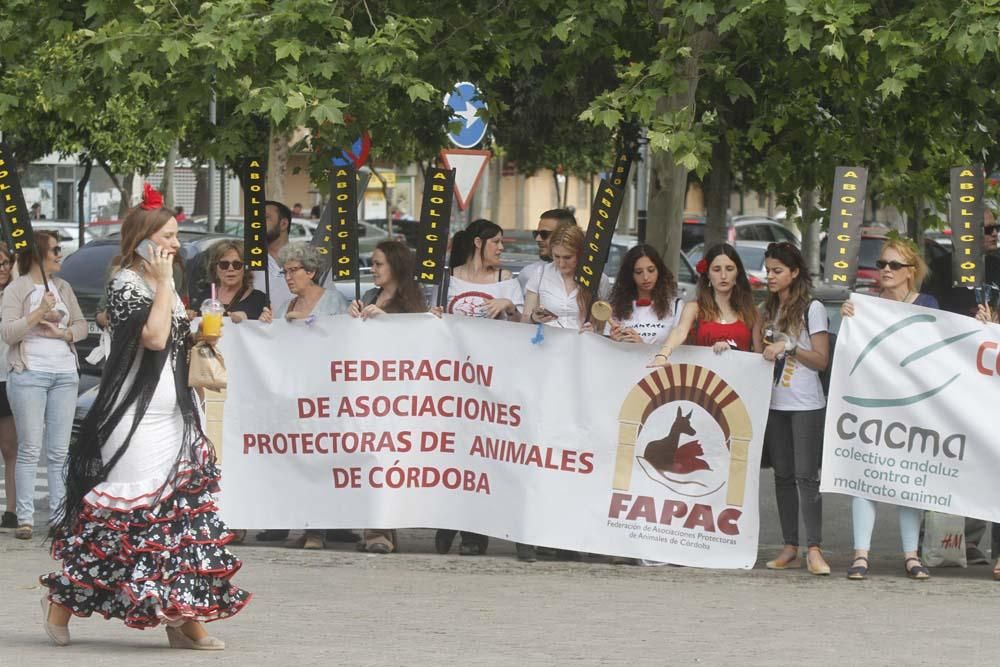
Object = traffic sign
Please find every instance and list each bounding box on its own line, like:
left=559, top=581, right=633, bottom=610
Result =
left=444, top=82, right=488, bottom=148
left=332, top=131, right=372, bottom=168
left=440, top=149, right=491, bottom=211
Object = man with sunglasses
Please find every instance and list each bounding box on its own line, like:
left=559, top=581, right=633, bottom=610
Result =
left=517, top=209, right=577, bottom=291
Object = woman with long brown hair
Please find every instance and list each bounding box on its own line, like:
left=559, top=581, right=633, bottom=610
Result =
left=607, top=244, right=682, bottom=345
left=524, top=224, right=609, bottom=329
left=0, top=243, right=20, bottom=529
left=753, top=242, right=830, bottom=575
left=650, top=243, right=757, bottom=366
left=40, top=185, right=249, bottom=649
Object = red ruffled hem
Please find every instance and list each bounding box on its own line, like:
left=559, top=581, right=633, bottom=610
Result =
left=46, top=590, right=253, bottom=629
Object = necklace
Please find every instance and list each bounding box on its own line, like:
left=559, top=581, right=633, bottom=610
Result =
left=881, top=288, right=913, bottom=303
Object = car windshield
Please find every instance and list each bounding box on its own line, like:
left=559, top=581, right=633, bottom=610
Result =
left=736, top=246, right=767, bottom=270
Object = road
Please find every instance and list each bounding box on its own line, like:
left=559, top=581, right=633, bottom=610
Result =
left=0, top=474, right=996, bottom=666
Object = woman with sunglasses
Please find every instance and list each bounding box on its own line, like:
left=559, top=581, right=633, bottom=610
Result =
left=650, top=243, right=757, bottom=366
left=841, top=237, right=937, bottom=580
left=0, top=231, right=85, bottom=540
left=753, top=242, right=830, bottom=575
left=192, top=240, right=266, bottom=323
left=0, top=244, right=19, bottom=530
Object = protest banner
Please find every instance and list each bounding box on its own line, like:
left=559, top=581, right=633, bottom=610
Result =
left=821, top=293, right=1000, bottom=522
left=822, top=166, right=868, bottom=288
left=575, top=179, right=623, bottom=291
left=0, top=143, right=35, bottom=255
left=218, top=316, right=774, bottom=568
left=949, top=165, right=984, bottom=287
left=413, top=167, right=456, bottom=298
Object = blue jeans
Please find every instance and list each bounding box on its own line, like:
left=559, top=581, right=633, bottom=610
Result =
left=7, top=369, right=78, bottom=526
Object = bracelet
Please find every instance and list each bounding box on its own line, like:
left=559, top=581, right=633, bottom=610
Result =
left=654, top=353, right=668, bottom=359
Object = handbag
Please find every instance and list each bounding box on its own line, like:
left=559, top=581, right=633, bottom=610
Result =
left=188, top=340, right=227, bottom=390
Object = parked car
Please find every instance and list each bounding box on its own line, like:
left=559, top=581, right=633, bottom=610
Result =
left=681, top=213, right=799, bottom=252
left=687, top=240, right=769, bottom=292
left=29, top=221, right=94, bottom=256
left=819, top=227, right=950, bottom=295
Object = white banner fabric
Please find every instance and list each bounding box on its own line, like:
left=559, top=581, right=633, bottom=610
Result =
left=821, top=293, right=1000, bottom=521
left=218, top=315, right=774, bottom=568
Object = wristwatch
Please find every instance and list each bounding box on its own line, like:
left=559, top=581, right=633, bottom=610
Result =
left=784, top=339, right=798, bottom=356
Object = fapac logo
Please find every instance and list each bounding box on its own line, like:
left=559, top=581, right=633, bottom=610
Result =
left=608, top=364, right=752, bottom=533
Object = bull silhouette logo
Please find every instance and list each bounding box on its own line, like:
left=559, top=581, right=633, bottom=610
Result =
left=614, top=364, right=752, bottom=505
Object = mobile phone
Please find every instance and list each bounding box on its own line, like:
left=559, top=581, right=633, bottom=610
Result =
left=137, top=239, right=157, bottom=260
left=535, top=307, right=556, bottom=319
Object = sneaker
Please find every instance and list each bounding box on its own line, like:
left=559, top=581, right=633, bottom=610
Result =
left=14, top=524, right=32, bottom=540
left=967, top=546, right=989, bottom=565
left=515, top=543, right=537, bottom=562
left=1, top=511, right=16, bottom=528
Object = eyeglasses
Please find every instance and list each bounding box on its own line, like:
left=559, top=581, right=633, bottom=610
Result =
left=0, top=261, right=10, bottom=270
left=532, top=230, right=553, bottom=240
left=875, top=259, right=914, bottom=271
left=985, top=224, right=999, bottom=235
left=216, top=260, right=244, bottom=270
left=279, top=265, right=305, bottom=277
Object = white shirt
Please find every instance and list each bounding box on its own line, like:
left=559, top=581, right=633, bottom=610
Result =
left=23, top=285, right=77, bottom=373
left=606, top=298, right=684, bottom=345
left=517, top=260, right=547, bottom=292
left=446, top=274, right=524, bottom=319
left=252, top=254, right=293, bottom=309
left=769, top=300, right=828, bottom=411
left=530, top=263, right=610, bottom=329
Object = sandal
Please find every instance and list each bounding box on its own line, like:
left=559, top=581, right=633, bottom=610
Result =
left=846, top=556, right=869, bottom=580
left=904, top=557, right=930, bottom=580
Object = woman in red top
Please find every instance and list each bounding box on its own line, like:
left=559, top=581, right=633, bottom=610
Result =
left=650, top=243, right=757, bottom=366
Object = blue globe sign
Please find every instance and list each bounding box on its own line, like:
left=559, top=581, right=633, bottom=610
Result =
left=444, top=81, right=488, bottom=149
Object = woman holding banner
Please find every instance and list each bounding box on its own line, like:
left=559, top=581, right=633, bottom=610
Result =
left=649, top=243, right=757, bottom=366
left=41, top=187, right=249, bottom=648
left=524, top=224, right=610, bottom=329
left=841, top=237, right=937, bottom=580
left=1, top=231, right=86, bottom=540
left=753, top=242, right=831, bottom=575
left=975, top=301, right=1000, bottom=580
left=348, top=240, right=434, bottom=554
left=445, top=218, right=523, bottom=322
left=607, top=244, right=683, bottom=344
left=437, top=219, right=522, bottom=557
left=261, top=242, right=348, bottom=549
left=260, top=242, right=348, bottom=326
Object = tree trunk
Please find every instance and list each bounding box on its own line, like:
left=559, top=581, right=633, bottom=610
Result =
left=98, top=158, right=131, bottom=218
left=800, top=189, right=820, bottom=277
left=76, top=157, right=92, bottom=248
left=645, top=29, right=713, bottom=276
left=552, top=170, right=562, bottom=208
left=704, top=135, right=731, bottom=248
left=162, top=141, right=178, bottom=209
left=266, top=126, right=291, bottom=205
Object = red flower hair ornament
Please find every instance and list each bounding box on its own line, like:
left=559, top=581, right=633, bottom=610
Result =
left=140, top=183, right=164, bottom=211
left=695, top=258, right=708, bottom=275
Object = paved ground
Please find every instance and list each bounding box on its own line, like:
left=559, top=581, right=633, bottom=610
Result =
left=1, top=474, right=997, bottom=666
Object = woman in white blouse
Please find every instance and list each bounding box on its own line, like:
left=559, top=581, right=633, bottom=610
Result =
left=523, top=224, right=609, bottom=330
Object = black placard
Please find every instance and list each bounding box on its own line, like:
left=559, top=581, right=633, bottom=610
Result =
left=608, top=146, right=633, bottom=195
left=326, top=165, right=360, bottom=282
left=822, top=166, right=868, bottom=287
left=575, top=179, right=623, bottom=290
left=949, top=165, right=984, bottom=287
left=414, top=167, right=456, bottom=285
left=242, top=158, right=268, bottom=271
left=0, top=143, right=36, bottom=254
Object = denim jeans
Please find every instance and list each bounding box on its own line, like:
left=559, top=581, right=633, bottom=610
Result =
left=765, top=408, right=825, bottom=547
left=7, top=369, right=78, bottom=526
